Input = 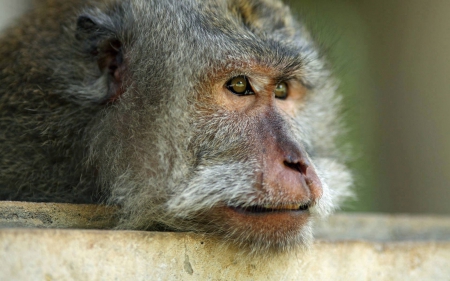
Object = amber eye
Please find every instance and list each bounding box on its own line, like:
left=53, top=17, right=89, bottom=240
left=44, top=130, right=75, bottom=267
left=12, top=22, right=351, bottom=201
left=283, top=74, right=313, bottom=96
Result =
left=274, top=82, right=288, bottom=99
left=226, top=76, right=254, bottom=96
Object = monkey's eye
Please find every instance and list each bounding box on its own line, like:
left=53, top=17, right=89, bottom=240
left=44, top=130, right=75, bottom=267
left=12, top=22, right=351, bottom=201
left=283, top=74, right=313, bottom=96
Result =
left=226, top=76, right=254, bottom=96
left=274, top=82, right=288, bottom=99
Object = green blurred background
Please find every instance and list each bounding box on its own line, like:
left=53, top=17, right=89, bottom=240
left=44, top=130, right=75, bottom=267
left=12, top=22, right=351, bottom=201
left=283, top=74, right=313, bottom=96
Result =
left=1, top=0, right=449, bottom=214
left=290, top=0, right=450, bottom=214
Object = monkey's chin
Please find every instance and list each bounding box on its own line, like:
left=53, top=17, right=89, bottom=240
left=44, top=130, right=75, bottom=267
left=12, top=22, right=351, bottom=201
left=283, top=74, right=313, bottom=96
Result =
left=209, top=206, right=312, bottom=252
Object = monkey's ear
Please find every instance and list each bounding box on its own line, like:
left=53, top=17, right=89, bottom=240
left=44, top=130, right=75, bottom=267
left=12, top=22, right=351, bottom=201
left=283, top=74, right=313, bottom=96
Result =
left=230, top=0, right=295, bottom=34
left=76, top=13, right=125, bottom=103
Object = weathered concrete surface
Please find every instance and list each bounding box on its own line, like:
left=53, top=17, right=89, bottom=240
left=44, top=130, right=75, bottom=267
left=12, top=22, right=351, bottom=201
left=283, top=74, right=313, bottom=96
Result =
left=1, top=202, right=450, bottom=280
left=0, top=229, right=449, bottom=281
left=0, top=201, right=117, bottom=229
left=315, top=213, right=450, bottom=241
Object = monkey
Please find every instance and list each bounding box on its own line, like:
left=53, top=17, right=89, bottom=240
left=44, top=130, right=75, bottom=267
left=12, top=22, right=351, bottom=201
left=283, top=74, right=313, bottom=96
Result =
left=0, top=0, right=352, bottom=253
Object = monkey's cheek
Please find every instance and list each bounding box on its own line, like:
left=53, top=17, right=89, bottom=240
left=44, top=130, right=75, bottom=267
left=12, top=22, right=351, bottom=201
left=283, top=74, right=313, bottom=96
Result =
left=219, top=207, right=311, bottom=243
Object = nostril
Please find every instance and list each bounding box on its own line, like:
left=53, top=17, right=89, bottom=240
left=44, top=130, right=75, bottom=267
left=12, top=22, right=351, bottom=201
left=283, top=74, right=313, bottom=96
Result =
left=284, top=160, right=308, bottom=175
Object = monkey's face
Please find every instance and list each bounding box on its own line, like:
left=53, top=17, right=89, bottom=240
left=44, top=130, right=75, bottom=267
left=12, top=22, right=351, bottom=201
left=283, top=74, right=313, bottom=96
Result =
left=80, top=0, right=352, bottom=253
left=172, top=68, right=322, bottom=250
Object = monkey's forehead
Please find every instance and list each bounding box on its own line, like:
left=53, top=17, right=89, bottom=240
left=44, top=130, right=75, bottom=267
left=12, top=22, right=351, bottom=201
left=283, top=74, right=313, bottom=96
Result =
left=117, top=0, right=323, bottom=86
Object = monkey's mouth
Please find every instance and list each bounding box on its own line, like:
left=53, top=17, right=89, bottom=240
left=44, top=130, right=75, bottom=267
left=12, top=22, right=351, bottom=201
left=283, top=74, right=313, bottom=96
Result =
left=231, top=203, right=310, bottom=214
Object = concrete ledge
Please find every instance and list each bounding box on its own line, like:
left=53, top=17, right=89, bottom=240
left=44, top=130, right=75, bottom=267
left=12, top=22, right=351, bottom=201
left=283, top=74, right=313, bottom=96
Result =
left=0, top=201, right=116, bottom=229
left=315, top=212, right=450, bottom=241
left=1, top=202, right=450, bottom=280
left=1, top=229, right=449, bottom=280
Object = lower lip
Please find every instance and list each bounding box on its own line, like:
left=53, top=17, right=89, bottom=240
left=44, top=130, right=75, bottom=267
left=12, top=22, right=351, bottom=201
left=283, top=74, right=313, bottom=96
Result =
left=218, top=206, right=312, bottom=243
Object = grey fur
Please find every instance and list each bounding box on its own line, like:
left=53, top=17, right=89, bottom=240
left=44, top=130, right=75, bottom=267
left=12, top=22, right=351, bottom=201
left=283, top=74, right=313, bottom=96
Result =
left=0, top=0, right=352, bottom=253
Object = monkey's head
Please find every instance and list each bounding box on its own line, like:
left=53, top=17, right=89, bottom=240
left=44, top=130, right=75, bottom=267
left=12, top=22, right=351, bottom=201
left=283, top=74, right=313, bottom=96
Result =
left=66, top=0, right=353, bottom=253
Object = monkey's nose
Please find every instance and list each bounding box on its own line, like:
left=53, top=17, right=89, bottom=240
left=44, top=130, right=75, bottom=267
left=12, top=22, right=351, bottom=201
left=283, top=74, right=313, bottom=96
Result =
left=276, top=154, right=323, bottom=202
